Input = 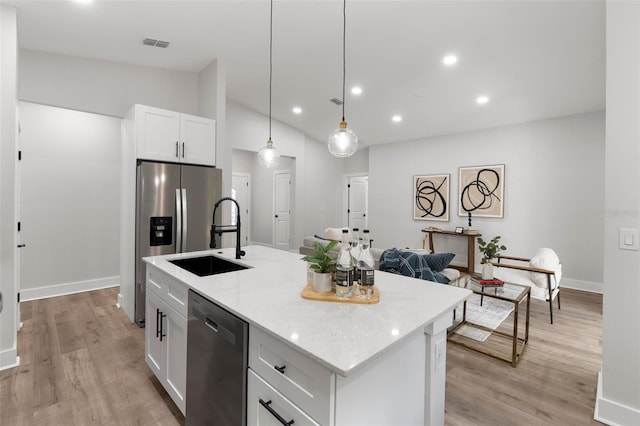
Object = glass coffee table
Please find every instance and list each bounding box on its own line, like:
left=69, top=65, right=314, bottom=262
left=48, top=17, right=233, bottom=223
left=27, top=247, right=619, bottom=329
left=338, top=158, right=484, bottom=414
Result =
left=448, top=275, right=531, bottom=367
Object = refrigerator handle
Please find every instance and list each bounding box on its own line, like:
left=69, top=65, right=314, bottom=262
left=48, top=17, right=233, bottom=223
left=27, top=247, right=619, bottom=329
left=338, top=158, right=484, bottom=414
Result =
left=175, top=188, right=182, bottom=253
left=181, top=188, right=188, bottom=252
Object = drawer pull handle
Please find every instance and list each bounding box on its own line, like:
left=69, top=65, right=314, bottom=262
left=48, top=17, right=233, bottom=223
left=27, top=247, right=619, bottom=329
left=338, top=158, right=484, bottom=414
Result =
left=159, top=312, right=166, bottom=341
left=156, top=308, right=161, bottom=338
left=259, top=399, right=295, bottom=425
left=274, top=365, right=286, bottom=374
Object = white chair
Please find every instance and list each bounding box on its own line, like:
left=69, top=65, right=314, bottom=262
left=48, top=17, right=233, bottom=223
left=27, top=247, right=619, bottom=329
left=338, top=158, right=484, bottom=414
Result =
left=491, top=248, right=562, bottom=324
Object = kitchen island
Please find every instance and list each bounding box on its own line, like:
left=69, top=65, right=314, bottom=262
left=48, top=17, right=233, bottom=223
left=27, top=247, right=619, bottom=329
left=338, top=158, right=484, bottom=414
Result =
left=144, top=245, right=471, bottom=425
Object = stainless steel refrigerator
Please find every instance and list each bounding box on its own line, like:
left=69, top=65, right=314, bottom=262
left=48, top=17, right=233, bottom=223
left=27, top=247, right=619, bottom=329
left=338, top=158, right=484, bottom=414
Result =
left=134, top=160, right=222, bottom=326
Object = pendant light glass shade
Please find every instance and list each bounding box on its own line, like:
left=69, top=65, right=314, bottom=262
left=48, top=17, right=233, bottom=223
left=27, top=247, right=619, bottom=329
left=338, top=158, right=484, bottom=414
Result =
left=328, top=0, right=357, bottom=158
left=328, top=120, right=358, bottom=157
left=257, top=138, right=280, bottom=168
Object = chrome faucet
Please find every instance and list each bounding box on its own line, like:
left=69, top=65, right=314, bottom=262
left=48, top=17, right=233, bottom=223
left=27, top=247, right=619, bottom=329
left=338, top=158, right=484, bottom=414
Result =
left=210, top=197, right=245, bottom=259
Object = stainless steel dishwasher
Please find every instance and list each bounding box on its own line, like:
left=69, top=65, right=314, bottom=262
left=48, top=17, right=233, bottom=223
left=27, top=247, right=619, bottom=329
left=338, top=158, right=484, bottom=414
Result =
left=186, top=289, right=249, bottom=426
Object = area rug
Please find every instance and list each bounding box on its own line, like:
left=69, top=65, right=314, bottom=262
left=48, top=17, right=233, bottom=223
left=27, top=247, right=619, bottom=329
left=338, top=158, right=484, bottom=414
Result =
left=454, top=293, right=514, bottom=342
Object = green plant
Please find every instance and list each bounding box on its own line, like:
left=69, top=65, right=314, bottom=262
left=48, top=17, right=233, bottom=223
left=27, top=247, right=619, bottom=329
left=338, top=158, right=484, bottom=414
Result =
left=301, top=240, right=338, bottom=273
left=477, top=236, right=507, bottom=264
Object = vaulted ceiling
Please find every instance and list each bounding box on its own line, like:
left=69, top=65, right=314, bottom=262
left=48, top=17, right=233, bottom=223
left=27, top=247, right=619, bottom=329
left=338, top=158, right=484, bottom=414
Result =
left=3, top=0, right=605, bottom=147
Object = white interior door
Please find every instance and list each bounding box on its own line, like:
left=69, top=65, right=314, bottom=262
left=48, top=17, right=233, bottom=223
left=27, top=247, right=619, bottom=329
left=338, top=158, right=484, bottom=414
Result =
left=348, top=176, right=368, bottom=230
left=15, top=107, right=22, bottom=329
left=273, top=171, right=291, bottom=251
left=232, top=173, right=250, bottom=246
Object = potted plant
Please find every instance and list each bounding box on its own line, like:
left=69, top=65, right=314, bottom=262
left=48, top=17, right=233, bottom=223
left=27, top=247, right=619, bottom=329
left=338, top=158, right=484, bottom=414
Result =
left=477, top=236, right=507, bottom=279
left=302, top=240, right=338, bottom=293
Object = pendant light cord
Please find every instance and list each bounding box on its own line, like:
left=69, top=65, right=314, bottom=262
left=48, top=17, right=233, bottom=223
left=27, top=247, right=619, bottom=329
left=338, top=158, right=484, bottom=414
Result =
left=269, top=0, right=273, bottom=140
left=341, top=0, right=346, bottom=122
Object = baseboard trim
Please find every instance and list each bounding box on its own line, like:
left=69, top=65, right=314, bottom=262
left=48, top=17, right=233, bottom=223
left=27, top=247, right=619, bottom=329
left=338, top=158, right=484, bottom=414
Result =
left=561, top=277, right=603, bottom=294
left=595, top=371, right=640, bottom=425
left=0, top=348, right=19, bottom=372
left=20, top=276, right=120, bottom=301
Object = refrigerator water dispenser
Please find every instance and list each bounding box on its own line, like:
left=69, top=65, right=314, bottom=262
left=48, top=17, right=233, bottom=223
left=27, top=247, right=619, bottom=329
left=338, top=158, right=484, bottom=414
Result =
left=150, top=216, right=172, bottom=246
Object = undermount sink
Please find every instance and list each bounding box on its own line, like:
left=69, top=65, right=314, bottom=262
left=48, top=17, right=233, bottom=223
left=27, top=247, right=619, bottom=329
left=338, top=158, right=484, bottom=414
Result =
left=169, top=255, right=250, bottom=277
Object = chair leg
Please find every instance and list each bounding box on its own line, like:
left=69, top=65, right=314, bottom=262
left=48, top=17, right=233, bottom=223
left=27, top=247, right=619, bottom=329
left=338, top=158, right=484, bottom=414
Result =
left=557, top=289, right=561, bottom=309
left=549, top=297, right=553, bottom=324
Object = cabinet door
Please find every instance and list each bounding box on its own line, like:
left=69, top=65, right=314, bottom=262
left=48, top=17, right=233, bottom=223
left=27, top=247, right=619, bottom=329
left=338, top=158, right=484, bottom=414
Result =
left=136, top=105, right=180, bottom=162
left=248, top=370, right=320, bottom=426
left=145, top=291, right=165, bottom=378
left=180, top=113, right=215, bottom=166
left=164, top=304, right=187, bottom=415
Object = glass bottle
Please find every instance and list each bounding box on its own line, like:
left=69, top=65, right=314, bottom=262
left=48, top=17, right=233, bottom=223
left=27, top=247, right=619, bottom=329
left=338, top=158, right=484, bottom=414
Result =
left=335, top=229, right=353, bottom=299
left=357, top=229, right=375, bottom=299
left=351, top=228, right=362, bottom=287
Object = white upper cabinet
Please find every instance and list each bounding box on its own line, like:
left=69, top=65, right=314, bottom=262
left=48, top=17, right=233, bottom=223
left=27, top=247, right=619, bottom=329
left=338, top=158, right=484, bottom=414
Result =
left=131, top=104, right=216, bottom=166
left=179, top=113, right=216, bottom=166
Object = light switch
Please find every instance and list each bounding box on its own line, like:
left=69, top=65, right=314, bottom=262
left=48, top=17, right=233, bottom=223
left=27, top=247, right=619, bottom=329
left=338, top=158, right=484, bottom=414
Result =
left=619, top=228, right=639, bottom=250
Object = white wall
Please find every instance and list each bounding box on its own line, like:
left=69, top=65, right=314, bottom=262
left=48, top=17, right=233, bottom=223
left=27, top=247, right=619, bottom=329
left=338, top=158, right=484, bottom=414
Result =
left=0, top=4, right=19, bottom=371
left=344, top=147, right=369, bottom=175
left=595, top=1, right=640, bottom=424
left=369, top=112, right=605, bottom=291
left=226, top=101, right=343, bottom=248
left=18, top=102, right=121, bottom=300
left=19, top=49, right=199, bottom=118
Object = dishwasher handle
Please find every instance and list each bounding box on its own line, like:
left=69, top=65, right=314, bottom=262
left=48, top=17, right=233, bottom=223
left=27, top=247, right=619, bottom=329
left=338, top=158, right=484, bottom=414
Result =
left=204, top=317, right=237, bottom=346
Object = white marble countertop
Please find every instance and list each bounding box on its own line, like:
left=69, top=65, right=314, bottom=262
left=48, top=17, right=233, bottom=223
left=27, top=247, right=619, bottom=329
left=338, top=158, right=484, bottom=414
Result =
left=143, top=245, right=471, bottom=377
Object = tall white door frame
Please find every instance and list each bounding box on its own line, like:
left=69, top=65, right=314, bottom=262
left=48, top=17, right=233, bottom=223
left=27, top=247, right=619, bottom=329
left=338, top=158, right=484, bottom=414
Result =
left=231, top=173, right=251, bottom=246
left=343, top=174, right=369, bottom=229
left=273, top=170, right=291, bottom=251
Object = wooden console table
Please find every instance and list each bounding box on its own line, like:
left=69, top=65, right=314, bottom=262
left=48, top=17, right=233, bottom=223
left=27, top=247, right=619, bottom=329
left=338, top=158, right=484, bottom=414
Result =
left=421, top=229, right=481, bottom=274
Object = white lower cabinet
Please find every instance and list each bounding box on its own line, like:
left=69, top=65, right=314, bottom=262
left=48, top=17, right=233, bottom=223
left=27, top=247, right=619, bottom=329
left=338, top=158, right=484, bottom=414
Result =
left=248, top=369, right=320, bottom=426
left=145, top=273, right=188, bottom=415
left=248, top=324, right=428, bottom=426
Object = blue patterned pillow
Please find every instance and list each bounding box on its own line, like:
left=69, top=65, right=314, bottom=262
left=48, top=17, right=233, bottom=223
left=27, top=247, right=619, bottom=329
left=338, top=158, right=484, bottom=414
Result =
left=423, top=253, right=455, bottom=272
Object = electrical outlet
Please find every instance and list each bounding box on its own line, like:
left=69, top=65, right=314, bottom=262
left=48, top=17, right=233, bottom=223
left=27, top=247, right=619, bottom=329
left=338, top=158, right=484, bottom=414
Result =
left=435, top=340, right=446, bottom=370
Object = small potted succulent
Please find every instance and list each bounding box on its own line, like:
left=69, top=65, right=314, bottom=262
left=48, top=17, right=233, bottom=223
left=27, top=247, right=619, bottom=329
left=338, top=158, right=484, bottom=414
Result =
left=302, top=241, right=338, bottom=293
left=477, top=236, right=507, bottom=279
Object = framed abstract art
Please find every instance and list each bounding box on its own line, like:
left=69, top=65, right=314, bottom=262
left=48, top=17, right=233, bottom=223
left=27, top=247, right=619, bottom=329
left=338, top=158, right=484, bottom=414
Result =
left=458, top=164, right=505, bottom=218
left=413, top=174, right=449, bottom=221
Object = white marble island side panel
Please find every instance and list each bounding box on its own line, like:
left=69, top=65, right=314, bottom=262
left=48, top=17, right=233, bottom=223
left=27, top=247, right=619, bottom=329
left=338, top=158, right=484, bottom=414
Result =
left=143, top=245, right=471, bottom=377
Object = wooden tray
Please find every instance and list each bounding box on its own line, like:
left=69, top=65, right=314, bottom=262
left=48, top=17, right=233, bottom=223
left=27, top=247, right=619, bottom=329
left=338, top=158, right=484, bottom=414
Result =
left=301, top=284, right=380, bottom=304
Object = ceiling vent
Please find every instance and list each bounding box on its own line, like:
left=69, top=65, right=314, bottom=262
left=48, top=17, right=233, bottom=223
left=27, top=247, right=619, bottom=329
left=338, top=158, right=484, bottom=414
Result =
left=143, top=38, right=170, bottom=48
left=330, top=98, right=343, bottom=106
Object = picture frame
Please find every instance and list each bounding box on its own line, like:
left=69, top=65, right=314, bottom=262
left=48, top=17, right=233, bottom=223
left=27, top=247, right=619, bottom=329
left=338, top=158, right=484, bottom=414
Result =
left=454, top=226, right=464, bottom=234
left=413, top=174, right=449, bottom=221
left=458, top=164, right=505, bottom=218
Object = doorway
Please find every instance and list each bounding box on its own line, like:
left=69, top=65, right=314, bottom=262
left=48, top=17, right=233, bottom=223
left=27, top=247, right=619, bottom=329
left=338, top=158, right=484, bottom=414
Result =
left=273, top=170, right=291, bottom=251
left=231, top=173, right=250, bottom=246
left=345, top=175, right=369, bottom=230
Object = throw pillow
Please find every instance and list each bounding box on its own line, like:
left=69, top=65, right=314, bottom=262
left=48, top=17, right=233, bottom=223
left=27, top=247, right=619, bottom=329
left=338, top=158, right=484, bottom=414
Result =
left=423, top=253, right=456, bottom=272
left=529, top=248, right=560, bottom=288
left=324, top=227, right=351, bottom=241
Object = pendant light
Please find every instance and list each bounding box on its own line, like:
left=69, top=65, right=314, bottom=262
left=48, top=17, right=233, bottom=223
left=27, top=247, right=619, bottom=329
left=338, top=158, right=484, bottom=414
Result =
left=257, top=0, right=281, bottom=168
left=328, top=0, right=358, bottom=157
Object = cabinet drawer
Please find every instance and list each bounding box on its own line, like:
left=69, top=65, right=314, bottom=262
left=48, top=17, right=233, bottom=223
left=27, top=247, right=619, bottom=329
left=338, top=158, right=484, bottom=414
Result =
left=249, top=326, right=333, bottom=425
left=146, top=267, right=188, bottom=317
left=248, top=369, right=320, bottom=426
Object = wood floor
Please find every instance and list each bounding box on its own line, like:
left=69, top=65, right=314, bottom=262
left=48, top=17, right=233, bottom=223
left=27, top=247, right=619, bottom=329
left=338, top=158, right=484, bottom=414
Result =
left=0, top=287, right=602, bottom=425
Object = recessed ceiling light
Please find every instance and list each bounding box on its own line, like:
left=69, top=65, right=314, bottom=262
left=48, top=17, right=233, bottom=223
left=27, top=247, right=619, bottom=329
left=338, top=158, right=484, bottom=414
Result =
left=351, top=86, right=363, bottom=95
left=442, top=55, right=458, bottom=66
left=72, top=0, right=93, bottom=4
left=292, top=106, right=302, bottom=115
left=392, top=115, right=403, bottom=123
left=476, top=95, right=490, bottom=105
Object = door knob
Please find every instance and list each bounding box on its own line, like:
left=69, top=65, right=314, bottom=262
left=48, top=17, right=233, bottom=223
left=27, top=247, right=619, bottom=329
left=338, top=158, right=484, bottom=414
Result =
left=275, top=215, right=279, bottom=218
